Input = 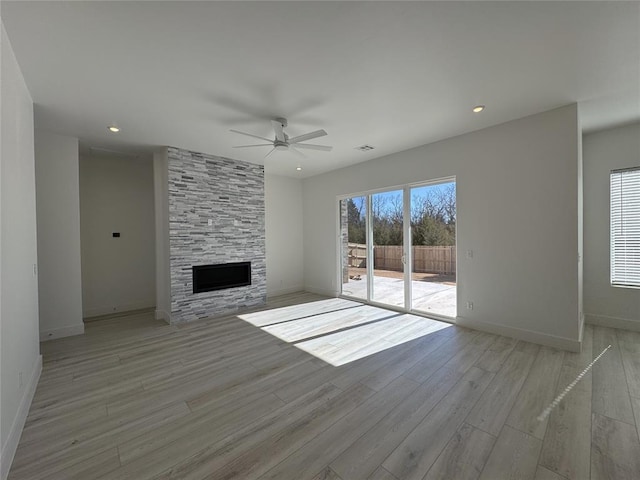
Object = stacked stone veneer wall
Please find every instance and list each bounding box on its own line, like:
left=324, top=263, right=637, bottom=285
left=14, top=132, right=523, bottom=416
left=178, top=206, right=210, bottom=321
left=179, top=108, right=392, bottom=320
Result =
left=167, top=146, right=266, bottom=323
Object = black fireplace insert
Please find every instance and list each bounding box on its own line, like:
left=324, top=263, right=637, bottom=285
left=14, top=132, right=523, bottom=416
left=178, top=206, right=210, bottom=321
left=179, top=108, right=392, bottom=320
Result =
left=192, top=262, right=251, bottom=293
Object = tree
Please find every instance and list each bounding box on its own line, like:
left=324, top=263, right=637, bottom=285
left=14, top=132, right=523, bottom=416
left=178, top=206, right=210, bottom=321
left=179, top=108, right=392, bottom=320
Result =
left=410, top=183, right=456, bottom=246
left=346, top=198, right=365, bottom=244
left=344, top=184, right=456, bottom=247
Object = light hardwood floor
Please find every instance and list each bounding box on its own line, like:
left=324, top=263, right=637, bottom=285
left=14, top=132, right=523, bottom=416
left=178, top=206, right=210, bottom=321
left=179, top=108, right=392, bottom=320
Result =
left=8, top=292, right=640, bottom=480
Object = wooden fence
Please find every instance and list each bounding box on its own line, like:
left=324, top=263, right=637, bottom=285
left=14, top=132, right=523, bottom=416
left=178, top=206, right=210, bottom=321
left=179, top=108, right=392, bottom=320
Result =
left=346, top=243, right=456, bottom=275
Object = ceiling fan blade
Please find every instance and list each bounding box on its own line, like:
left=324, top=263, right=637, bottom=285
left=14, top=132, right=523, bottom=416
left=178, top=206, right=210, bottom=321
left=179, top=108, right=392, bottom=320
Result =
left=230, top=129, right=273, bottom=143
left=232, top=144, right=273, bottom=148
left=271, top=120, right=286, bottom=142
left=264, top=148, right=276, bottom=158
left=288, top=129, right=327, bottom=144
left=293, top=143, right=333, bottom=152
left=289, top=146, right=307, bottom=158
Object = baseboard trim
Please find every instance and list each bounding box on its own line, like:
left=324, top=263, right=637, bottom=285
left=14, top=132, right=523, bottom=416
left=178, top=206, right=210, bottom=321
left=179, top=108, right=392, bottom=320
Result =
left=585, top=313, right=640, bottom=332
left=154, top=309, right=172, bottom=324
left=304, top=286, right=339, bottom=298
left=456, top=317, right=581, bottom=352
left=266, top=285, right=305, bottom=298
left=83, top=301, right=155, bottom=318
left=1, top=354, right=42, bottom=480
left=39, top=323, right=85, bottom=342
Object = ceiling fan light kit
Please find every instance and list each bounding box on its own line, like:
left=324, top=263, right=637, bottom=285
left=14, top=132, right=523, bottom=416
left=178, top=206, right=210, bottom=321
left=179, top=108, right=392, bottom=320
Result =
left=231, top=117, right=333, bottom=158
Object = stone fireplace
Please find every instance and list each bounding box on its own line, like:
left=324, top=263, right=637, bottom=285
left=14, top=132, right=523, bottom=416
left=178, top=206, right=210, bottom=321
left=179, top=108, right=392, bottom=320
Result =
left=155, top=146, right=266, bottom=324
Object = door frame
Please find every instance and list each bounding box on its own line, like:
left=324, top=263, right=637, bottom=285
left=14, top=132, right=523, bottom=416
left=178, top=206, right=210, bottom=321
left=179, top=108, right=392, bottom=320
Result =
left=336, top=176, right=457, bottom=322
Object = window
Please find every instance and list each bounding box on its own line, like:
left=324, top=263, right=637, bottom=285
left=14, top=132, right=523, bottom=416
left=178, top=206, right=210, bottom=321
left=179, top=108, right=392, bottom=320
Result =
left=611, top=167, right=640, bottom=287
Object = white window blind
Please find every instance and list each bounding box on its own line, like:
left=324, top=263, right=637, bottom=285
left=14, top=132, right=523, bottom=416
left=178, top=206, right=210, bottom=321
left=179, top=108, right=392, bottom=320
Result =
left=611, top=167, right=640, bottom=287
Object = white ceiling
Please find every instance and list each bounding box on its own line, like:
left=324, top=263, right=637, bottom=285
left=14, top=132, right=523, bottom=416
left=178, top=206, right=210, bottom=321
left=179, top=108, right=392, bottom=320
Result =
left=2, top=1, right=639, bottom=177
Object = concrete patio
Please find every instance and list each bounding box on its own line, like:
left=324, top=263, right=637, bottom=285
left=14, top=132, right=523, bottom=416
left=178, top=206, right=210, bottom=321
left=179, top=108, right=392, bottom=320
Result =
left=342, top=274, right=456, bottom=318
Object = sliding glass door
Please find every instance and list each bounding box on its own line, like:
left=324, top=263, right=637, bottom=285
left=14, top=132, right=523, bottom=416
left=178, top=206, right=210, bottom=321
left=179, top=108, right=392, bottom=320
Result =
left=371, top=189, right=406, bottom=308
left=409, top=182, right=457, bottom=317
left=339, top=196, right=368, bottom=300
left=339, top=179, right=457, bottom=319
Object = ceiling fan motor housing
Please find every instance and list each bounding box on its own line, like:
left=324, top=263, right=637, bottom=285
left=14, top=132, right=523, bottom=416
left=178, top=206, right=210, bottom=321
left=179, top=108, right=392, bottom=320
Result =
left=274, top=117, right=288, bottom=128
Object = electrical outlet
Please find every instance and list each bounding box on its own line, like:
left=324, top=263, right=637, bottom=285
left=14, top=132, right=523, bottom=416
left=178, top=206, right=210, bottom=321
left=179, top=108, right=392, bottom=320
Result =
left=208, top=219, right=213, bottom=226
left=466, top=301, right=474, bottom=310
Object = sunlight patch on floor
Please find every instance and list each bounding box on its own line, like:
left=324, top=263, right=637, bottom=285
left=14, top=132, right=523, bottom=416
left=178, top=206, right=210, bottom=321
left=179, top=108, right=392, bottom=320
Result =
left=237, top=298, right=361, bottom=327
left=239, top=299, right=453, bottom=366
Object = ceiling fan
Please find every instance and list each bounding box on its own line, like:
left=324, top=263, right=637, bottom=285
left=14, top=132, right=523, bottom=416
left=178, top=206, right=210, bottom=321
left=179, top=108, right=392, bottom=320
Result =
left=230, top=118, right=333, bottom=158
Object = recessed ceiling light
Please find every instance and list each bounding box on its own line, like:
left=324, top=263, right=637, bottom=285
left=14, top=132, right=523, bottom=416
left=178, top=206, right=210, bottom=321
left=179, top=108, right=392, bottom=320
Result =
left=296, top=166, right=302, bottom=171
left=108, top=125, right=120, bottom=133
left=472, top=105, right=485, bottom=113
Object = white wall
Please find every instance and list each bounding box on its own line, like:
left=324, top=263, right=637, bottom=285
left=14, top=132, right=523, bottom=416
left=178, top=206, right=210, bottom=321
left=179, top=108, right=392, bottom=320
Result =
left=79, top=154, right=155, bottom=317
left=265, top=173, right=304, bottom=296
left=303, top=104, right=581, bottom=350
left=153, top=149, right=170, bottom=322
left=34, top=130, right=84, bottom=340
left=583, top=123, right=640, bottom=331
left=0, top=23, right=41, bottom=479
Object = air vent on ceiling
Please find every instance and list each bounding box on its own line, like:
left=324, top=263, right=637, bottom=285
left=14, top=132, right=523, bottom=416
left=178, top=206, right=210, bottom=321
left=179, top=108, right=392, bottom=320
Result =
left=355, top=144, right=375, bottom=152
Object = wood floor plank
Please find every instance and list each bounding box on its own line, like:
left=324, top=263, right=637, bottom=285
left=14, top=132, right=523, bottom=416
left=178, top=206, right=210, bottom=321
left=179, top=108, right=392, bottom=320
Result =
left=273, top=363, right=341, bottom=403
left=8, top=447, right=120, bottom=480
left=534, top=466, right=566, bottom=480
left=11, top=401, right=190, bottom=472
left=186, top=353, right=321, bottom=411
left=329, top=338, right=427, bottom=390
left=151, top=385, right=374, bottom=480
left=21, top=403, right=108, bottom=442
left=539, top=326, right=593, bottom=480
left=330, top=366, right=466, bottom=480
left=591, top=412, right=640, bottom=480
left=423, top=423, right=496, bottom=480
left=367, top=467, right=398, bottom=480
left=28, top=381, right=146, bottom=426
left=478, top=425, right=542, bottom=480
left=591, top=326, right=635, bottom=425
left=311, top=466, right=344, bottom=480
left=631, top=395, right=640, bottom=442
left=199, top=384, right=375, bottom=480
left=259, top=376, right=420, bottom=480
left=506, top=346, right=565, bottom=439
left=381, top=367, right=495, bottom=480
left=106, top=362, right=259, bottom=417
left=101, top=382, right=344, bottom=480
left=616, top=329, right=640, bottom=399
left=466, top=343, right=539, bottom=436
left=444, top=332, right=498, bottom=374
left=118, top=391, right=284, bottom=465
left=402, top=329, right=479, bottom=383
left=475, top=335, right=519, bottom=373
left=358, top=333, right=449, bottom=391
